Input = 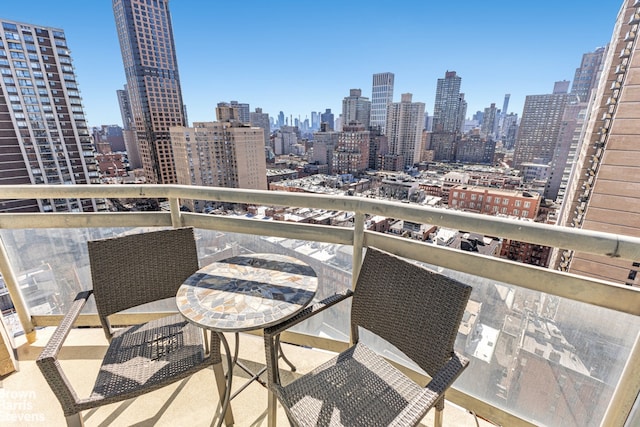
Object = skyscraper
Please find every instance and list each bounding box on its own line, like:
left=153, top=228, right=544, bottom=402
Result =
left=229, top=100, right=250, bottom=123
left=512, top=84, right=573, bottom=169
left=370, top=72, right=394, bottom=134
left=385, top=93, right=425, bottom=169
left=0, top=19, right=101, bottom=213
left=432, top=71, right=465, bottom=133
left=320, top=109, right=334, bottom=131
left=341, top=89, right=371, bottom=127
left=557, top=0, right=640, bottom=287
left=544, top=99, right=587, bottom=202
left=571, top=47, right=606, bottom=102
left=113, top=0, right=186, bottom=184
left=250, top=107, right=270, bottom=149
left=480, top=103, right=499, bottom=139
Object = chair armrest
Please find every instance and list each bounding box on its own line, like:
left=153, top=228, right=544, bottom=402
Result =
left=389, top=351, right=469, bottom=427
left=264, top=289, right=353, bottom=337
left=264, top=289, right=353, bottom=386
left=37, top=290, right=93, bottom=361
left=36, top=290, right=93, bottom=416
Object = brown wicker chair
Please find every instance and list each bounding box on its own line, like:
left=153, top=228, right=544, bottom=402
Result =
left=37, top=228, right=233, bottom=427
left=264, top=247, right=472, bottom=427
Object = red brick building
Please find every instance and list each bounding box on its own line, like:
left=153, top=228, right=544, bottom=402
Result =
left=448, top=185, right=541, bottom=220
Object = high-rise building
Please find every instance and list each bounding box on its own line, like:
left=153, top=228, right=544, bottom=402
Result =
left=571, top=47, right=606, bottom=103
left=456, top=132, right=496, bottom=164
left=277, top=111, right=285, bottom=128
left=310, top=111, right=318, bottom=131
left=501, top=94, right=511, bottom=116
left=320, top=108, right=334, bottom=131
left=385, top=93, right=425, bottom=169
left=229, top=100, right=250, bottom=123
left=216, top=102, right=242, bottom=122
left=334, top=121, right=370, bottom=175
left=113, top=0, right=186, bottom=184
left=341, top=89, right=371, bottom=127
left=116, top=85, right=141, bottom=169
left=368, top=127, right=388, bottom=170
left=480, top=103, right=499, bottom=139
left=557, top=0, right=640, bottom=287
left=170, top=121, right=267, bottom=212
left=512, top=84, right=573, bottom=169
left=311, top=124, right=339, bottom=174
left=545, top=98, right=589, bottom=202
left=273, top=126, right=298, bottom=156
left=0, top=19, right=101, bottom=213
left=432, top=71, right=465, bottom=133
left=370, top=72, right=394, bottom=134
left=92, top=125, right=126, bottom=154
left=502, top=113, right=519, bottom=150
left=250, top=107, right=270, bottom=149
left=497, top=94, right=511, bottom=141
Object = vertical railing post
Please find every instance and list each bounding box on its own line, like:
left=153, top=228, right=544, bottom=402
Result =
left=600, top=331, right=640, bottom=427
left=169, top=197, right=181, bottom=228
left=352, top=211, right=365, bottom=289
left=0, top=234, right=35, bottom=343
left=351, top=211, right=365, bottom=347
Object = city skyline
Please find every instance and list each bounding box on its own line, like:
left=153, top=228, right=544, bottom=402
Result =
left=2, top=0, right=622, bottom=128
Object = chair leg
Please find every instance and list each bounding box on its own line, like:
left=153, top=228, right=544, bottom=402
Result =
left=213, top=362, right=235, bottom=426
left=434, top=407, right=443, bottom=427
left=65, top=413, right=84, bottom=427
left=268, top=390, right=277, bottom=427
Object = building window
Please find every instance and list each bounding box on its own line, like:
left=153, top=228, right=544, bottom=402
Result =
left=524, top=201, right=531, bottom=208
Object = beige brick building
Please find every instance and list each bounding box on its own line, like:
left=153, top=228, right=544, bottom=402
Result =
left=171, top=122, right=267, bottom=211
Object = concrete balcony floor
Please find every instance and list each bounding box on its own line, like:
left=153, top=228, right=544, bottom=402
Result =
left=2, top=327, right=493, bottom=426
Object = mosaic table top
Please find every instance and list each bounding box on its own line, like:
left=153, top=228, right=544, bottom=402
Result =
left=176, top=253, right=318, bottom=332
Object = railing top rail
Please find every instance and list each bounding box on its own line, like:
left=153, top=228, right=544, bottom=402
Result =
left=1, top=184, right=639, bottom=262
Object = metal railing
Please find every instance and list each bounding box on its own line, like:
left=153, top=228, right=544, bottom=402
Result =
left=1, top=184, right=639, bottom=427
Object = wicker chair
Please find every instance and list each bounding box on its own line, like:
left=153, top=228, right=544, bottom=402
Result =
left=37, top=228, right=233, bottom=427
left=264, top=247, right=472, bottom=427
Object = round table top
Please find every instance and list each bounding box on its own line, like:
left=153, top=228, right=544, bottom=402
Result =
left=176, top=253, right=318, bottom=332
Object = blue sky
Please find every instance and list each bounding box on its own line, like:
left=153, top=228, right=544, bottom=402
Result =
left=2, top=1, right=623, bottom=127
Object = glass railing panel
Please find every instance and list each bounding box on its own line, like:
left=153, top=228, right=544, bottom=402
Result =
left=0, top=227, right=353, bottom=342
left=421, top=264, right=640, bottom=427
left=0, top=227, right=175, bottom=335
left=194, top=229, right=352, bottom=342
left=1, top=224, right=637, bottom=427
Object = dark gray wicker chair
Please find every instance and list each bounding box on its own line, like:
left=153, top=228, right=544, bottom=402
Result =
left=37, top=228, right=233, bottom=427
left=264, top=247, right=472, bottom=427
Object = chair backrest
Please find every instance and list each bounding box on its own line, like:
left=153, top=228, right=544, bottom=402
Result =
left=351, top=247, right=472, bottom=377
left=88, top=227, right=200, bottom=333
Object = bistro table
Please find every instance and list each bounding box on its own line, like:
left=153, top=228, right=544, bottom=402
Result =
left=176, top=253, right=318, bottom=427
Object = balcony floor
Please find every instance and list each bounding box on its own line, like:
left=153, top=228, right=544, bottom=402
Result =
left=2, top=326, right=492, bottom=426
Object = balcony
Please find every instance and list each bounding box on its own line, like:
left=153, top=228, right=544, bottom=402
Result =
left=3, top=326, right=490, bottom=426
left=0, top=184, right=639, bottom=427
